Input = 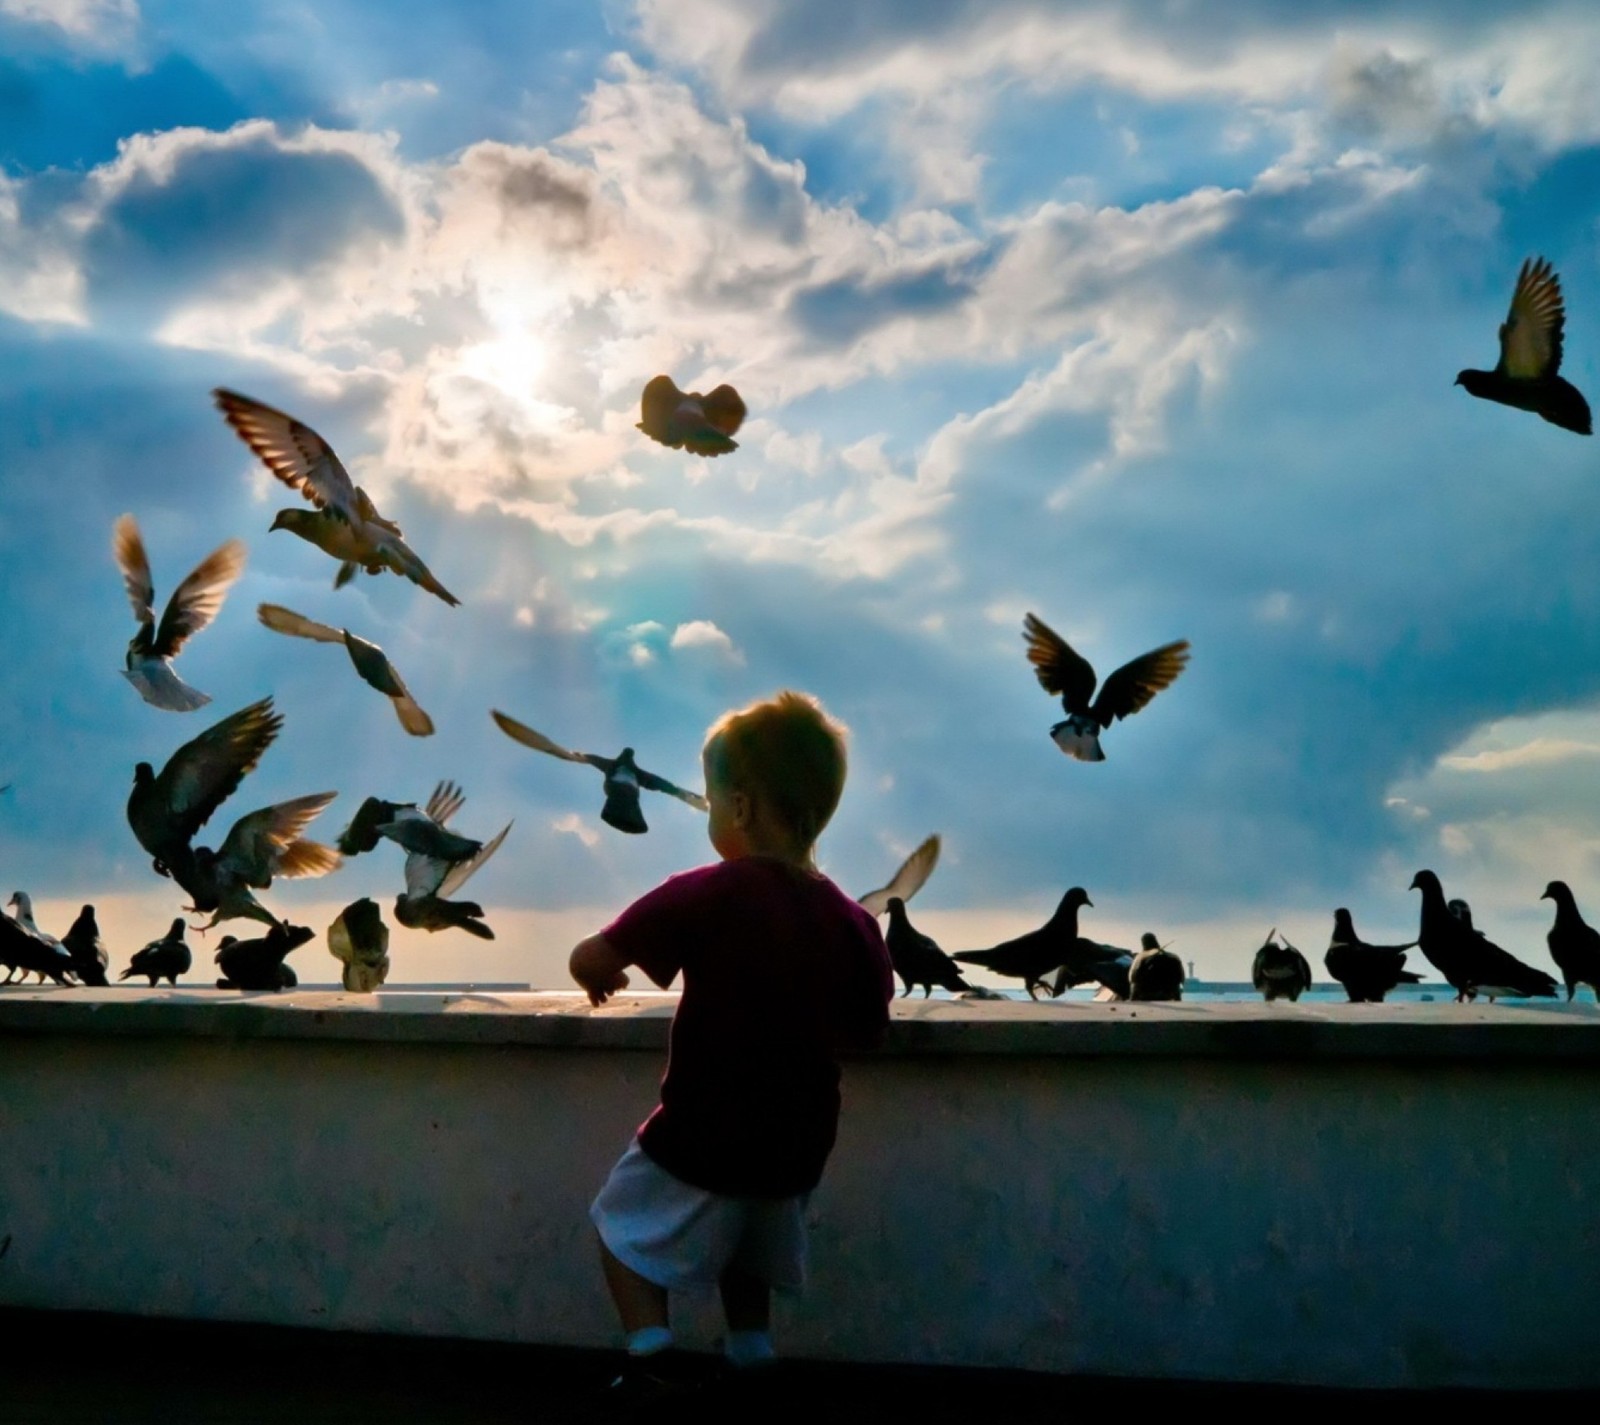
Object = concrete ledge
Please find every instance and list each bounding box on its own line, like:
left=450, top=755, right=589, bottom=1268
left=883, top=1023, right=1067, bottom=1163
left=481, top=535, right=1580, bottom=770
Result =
left=3, top=985, right=1600, bottom=1059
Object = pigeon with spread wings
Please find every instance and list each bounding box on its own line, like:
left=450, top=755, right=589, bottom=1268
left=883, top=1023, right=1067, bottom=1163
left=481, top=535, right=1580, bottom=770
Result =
left=858, top=834, right=940, bottom=918
left=125, top=697, right=341, bottom=931
left=213, top=388, right=460, bottom=605
left=1456, top=257, right=1592, bottom=434
left=257, top=604, right=434, bottom=736
left=112, top=514, right=246, bottom=712
left=491, top=711, right=708, bottom=835
left=1023, top=613, right=1190, bottom=762
left=637, top=375, right=747, bottom=457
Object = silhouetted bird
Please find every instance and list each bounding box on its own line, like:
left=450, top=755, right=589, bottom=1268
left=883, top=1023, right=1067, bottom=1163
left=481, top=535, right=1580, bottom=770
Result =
left=1324, top=908, right=1420, bottom=1003
left=1128, top=932, right=1184, bottom=1001
left=214, top=388, right=460, bottom=604
left=1048, top=932, right=1136, bottom=999
left=126, top=697, right=341, bottom=931
left=61, top=905, right=110, bottom=987
left=1410, top=870, right=1557, bottom=1001
left=858, top=834, right=941, bottom=918
left=954, top=887, right=1092, bottom=999
left=329, top=897, right=391, bottom=992
left=884, top=897, right=969, bottom=998
left=112, top=515, right=246, bottom=712
left=215, top=922, right=314, bottom=990
left=1456, top=257, right=1592, bottom=435
left=1541, top=880, right=1600, bottom=1002
left=1022, top=613, right=1189, bottom=761
left=637, top=375, right=747, bottom=457
left=120, top=919, right=191, bottom=986
left=491, top=711, right=707, bottom=834
left=258, top=604, right=434, bottom=736
left=1252, top=928, right=1312, bottom=1002
left=3, top=893, right=75, bottom=985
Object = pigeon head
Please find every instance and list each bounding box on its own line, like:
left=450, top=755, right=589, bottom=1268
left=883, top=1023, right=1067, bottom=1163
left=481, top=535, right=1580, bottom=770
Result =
left=132, top=762, right=154, bottom=787
left=1058, top=887, right=1093, bottom=913
left=1408, top=870, right=1443, bottom=897
left=166, top=918, right=188, bottom=939
left=1455, top=370, right=1490, bottom=395
left=885, top=896, right=907, bottom=918
left=1139, top=932, right=1162, bottom=951
left=1333, top=907, right=1355, bottom=934
left=1541, top=880, right=1571, bottom=903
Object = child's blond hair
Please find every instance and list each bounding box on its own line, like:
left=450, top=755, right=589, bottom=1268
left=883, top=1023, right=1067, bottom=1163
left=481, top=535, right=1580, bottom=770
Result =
left=703, top=690, right=848, bottom=850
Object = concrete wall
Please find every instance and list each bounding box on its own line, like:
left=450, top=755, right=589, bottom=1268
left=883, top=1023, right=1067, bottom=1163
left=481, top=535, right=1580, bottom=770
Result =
left=2, top=988, right=1598, bottom=1389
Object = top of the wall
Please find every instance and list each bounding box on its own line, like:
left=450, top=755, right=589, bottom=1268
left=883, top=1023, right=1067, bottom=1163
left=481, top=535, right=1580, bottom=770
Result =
left=3, top=986, right=1600, bottom=1060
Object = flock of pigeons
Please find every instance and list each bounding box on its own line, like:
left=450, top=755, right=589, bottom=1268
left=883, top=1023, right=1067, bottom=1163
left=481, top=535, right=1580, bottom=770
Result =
left=0, top=258, right=1595, bottom=1001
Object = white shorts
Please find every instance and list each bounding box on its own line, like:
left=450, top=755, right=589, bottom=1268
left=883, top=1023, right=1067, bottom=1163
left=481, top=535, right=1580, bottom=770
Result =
left=589, top=1139, right=810, bottom=1292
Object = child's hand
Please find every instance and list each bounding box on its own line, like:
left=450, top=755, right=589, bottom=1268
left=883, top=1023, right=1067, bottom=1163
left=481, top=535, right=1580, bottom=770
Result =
left=570, top=934, right=632, bottom=1007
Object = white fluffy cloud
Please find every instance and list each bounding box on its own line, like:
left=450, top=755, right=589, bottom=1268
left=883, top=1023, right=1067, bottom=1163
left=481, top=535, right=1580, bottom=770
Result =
left=670, top=619, right=744, bottom=663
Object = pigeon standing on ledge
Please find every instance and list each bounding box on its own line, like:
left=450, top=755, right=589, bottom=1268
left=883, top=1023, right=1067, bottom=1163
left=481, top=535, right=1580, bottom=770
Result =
left=1324, top=908, right=1420, bottom=1003
left=1022, top=613, right=1190, bottom=762
left=1128, top=933, right=1184, bottom=1001
left=215, top=923, right=314, bottom=990
left=329, top=897, right=391, bottom=992
left=954, top=887, right=1092, bottom=999
left=884, top=897, right=970, bottom=998
left=636, top=375, right=747, bottom=457
left=1410, top=870, right=1558, bottom=1001
left=1252, top=928, right=1312, bottom=1002
left=120, top=919, right=191, bottom=986
left=61, top=905, right=110, bottom=987
left=3, top=894, right=75, bottom=985
left=1541, top=880, right=1600, bottom=1002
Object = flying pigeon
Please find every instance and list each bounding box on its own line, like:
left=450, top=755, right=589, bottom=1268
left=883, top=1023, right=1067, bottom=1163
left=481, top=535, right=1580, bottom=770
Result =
left=1252, top=928, right=1312, bottom=1002
left=884, top=897, right=970, bottom=998
left=328, top=897, right=391, bottom=992
left=858, top=835, right=941, bottom=918
left=491, top=711, right=708, bottom=835
left=112, top=515, right=246, bottom=712
left=119, top=918, right=191, bottom=986
left=126, top=697, right=341, bottom=931
left=1127, top=932, right=1184, bottom=1001
left=215, top=922, right=314, bottom=991
left=1540, top=880, right=1600, bottom=1002
left=1324, top=908, right=1420, bottom=1003
left=60, top=905, right=110, bottom=987
left=1022, top=613, right=1190, bottom=762
left=257, top=604, right=434, bottom=736
left=1410, top=870, right=1558, bottom=1002
left=637, top=375, right=747, bottom=457
left=953, top=887, right=1092, bottom=999
left=1455, top=257, right=1592, bottom=435
left=213, top=388, right=460, bottom=605
left=3, top=893, right=76, bottom=985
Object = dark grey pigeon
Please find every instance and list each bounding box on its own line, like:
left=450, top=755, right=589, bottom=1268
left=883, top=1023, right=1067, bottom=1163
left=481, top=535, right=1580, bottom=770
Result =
left=1324, top=908, right=1420, bottom=1003
left=1410, top=870, right=1557, bottom=1002
left=1128, top=932, right=1184, bottom=1001
left=215, top=922, right=314, bottom=990
left=885, top=897, right=969, bottom=998
left=1456, top=256, right=1592, bottom=435
left=1022, top=612, right=1189, bottom=762
left=4, top=893, right=75, bottom=985
left=492, top=710, right=707, bottom=834
left=1048, top=933, right=1135, bottom=1000
left=1252, top=928, right=1312, bottom=1002
left=1541, top=880, right=1600, bottom=1002
left=953, top=887, right=1091, bottom=999
left=120, top=919, right=191, bottom=987
left=61, top=905, right=110, bottom=987
left=258, top=604, right=433, bottom=736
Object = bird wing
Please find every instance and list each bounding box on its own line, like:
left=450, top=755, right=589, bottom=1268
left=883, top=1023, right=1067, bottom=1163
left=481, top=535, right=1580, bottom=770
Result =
left=112, top=514, right=155, bottom=631
left=1090, top=640, right=1190, bottom=727
left=143, top=698, right=284, bottom=850
left=213, top=388, right=362, bottom=525
left=424, top=780, right=465, bottom=828
left=637, top=375, right=683, bottom=442
left=700, top=384, right=747, bottom=437
left=150, top=539, right=247, bottom=660
left=491, top=711, right=594, bottom=764
left=1022, top=613, right=1098, bottom=715
left=258, top=603, right=346, bottom=644
left=1498, top=256, right=1566, bottom=380
left=353, top=485, right=403, bottom=537
left=437, top=821, right=511, bottom=899
left=635, top=765, right=710, bottom=811
left=858, top=834, right=942, bottom=917
left=217, top=792, right=337, bottom=886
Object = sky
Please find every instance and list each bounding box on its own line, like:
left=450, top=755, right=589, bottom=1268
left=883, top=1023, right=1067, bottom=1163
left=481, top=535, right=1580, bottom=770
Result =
left=3, top=0, right=1600, bottom=988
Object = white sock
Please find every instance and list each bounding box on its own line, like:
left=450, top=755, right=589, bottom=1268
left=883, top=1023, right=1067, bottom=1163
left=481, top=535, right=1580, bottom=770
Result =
left=724, top=1329, right=776, bottom=1368
left=626, top=1325, right=673, bottom=1357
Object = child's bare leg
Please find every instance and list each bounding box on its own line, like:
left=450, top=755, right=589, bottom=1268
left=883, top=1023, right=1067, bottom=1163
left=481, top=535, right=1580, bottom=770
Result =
left=718, top=1267, right=770, bottom=1331
left=598, top=1236, right=669, bottom=1333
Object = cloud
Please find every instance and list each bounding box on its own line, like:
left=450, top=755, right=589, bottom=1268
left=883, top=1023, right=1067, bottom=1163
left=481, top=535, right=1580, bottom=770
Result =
left=551, top=812, right=600, bottom=848
left=1, top=0, right=137, bottom=44
left=670, top=619, right=745, bottom=663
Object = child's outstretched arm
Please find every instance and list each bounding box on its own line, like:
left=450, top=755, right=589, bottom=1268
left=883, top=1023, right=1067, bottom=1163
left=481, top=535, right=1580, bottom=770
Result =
left=570, top=934, right=631, bottom=1006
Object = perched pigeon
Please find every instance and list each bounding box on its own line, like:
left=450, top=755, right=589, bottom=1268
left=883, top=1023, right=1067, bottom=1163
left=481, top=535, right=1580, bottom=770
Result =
left=214, top=388, right=460, bottom=605
left=491, top=711, right=708, bottom=835
left=126, top=697, right=341, bottom=931
left=1127, top=932, right=1184, bottom=1002
left=1022, top=613, right=1190, bottom=762
left=60, top=905, right=110, bottom=987
left=1541, top=880, right=1600, bottom=1002
left=257, top=604, right=434, bottom=736
left=1410, top=870, right=1558, bottom=1002
left=858, top=835, right=941, bottom=918
left=884, top=897, right=970, bottom=998
left=1252, top=928, right=1312, bottom=1002
left=3, top=893, right=76, bottom=985
left=954, top=887, right=1092, bottom=1000
left=637, top=375, right=747, bottom=457
left=112, top=515, right=247, bottom=713
left=120, top=919, right=191, bottom=986
left=1455, top=257, right=1592, bottom=435
left=1324, top=908, right=1420, bottom=1003
left=215, top=922, right=314, bottom=991
left=1048, top=934, right=1135, bottom=1000
left=328, top=897, right=391, bottom=992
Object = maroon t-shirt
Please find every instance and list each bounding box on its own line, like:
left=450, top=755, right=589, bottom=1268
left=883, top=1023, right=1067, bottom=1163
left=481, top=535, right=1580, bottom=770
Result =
left=602, top=856, right=893, bottom=1198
